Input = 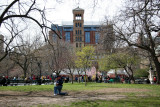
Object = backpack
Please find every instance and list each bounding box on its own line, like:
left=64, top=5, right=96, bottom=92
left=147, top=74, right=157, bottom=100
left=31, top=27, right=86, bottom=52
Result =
left=57, top=79, right=63, bottom=86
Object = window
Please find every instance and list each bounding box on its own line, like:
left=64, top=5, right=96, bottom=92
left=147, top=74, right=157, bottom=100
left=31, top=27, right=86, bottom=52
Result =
left=65, top=32, right=70, bottom=42
left=95, top=32, right=100, bottom=43
left=79, top=43, right=81, bottom=47
left=80, top=23, right=81, bottom=27
left=76, top=37, right=78, bottom=41
left=76, top=30, right=77, bottom=34
left=80, top=37, right=82, bottom=41
left=80, top=30, right=81, bottom=35
left=75, top=14, right=82, bottom=20
left=85, top=32, right=90, bottom=43
left=76, top=23, right=77, bottom=27
left=76, top=43, right=78, bottom=47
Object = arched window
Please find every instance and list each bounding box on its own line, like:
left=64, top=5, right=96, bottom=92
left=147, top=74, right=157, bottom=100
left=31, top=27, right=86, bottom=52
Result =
left=75, top=14, right=82, bottom=20
left=76, top=43, right=78, bottom=47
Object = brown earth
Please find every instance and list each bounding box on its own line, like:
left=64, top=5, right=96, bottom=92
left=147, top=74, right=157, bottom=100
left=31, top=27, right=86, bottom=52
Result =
left=0, top=88, right=149, bottom=107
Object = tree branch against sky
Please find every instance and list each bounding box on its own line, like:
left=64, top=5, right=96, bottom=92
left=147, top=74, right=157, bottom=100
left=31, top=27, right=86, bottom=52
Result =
left=0, top=0, right=63, bottom=62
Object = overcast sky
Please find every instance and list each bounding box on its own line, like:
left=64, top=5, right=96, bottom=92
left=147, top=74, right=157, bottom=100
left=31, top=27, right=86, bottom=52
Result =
left=0, top=0, right=124, bottom=39
left=44, top=0, right=124, bottom=24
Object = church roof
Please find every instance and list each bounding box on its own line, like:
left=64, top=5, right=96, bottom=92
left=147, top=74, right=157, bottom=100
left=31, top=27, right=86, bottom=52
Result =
left=73, top=6, right=84, bottom=11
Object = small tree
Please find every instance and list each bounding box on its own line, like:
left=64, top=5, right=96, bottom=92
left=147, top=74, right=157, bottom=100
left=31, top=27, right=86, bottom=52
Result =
left=99, top=52, right=140, bottom=83
left=134, top=68, right=149, bottom=78
left=75, top=46, right=95, bottom=86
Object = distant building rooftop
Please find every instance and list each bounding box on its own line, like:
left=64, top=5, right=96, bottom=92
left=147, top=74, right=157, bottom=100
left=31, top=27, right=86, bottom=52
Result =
left=73, top=6, right=84, bottom=11
left=62, top=21, right=101, bottom=26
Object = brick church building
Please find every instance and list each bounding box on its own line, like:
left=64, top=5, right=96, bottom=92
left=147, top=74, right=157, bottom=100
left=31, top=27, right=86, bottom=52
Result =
left=49, top=7, right=101, bottom=47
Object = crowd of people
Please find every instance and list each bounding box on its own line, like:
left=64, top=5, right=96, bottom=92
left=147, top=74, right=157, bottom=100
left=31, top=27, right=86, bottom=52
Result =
left=0, top=74, right=156, bottom=97
left=0, top=75, right=57, bottom=86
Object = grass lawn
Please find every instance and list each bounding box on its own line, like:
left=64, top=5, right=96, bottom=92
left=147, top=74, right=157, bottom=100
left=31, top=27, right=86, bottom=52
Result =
left=0, top=82, right=160, bottom=107
left=65, top=83, right=160, bottom=107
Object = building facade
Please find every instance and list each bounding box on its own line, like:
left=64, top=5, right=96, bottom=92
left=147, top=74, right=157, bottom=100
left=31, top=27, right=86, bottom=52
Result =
left=49, top=7, right=100, bottom=48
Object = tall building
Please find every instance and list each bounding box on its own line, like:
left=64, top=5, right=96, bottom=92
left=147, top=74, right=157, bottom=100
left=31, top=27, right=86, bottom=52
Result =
left=49, top=7, right=101, bottom=48
left=73, top=7, right=84, bottom=48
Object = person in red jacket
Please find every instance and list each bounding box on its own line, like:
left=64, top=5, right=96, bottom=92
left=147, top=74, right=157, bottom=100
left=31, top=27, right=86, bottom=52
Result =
left=153, top=76, right=157, bottom=84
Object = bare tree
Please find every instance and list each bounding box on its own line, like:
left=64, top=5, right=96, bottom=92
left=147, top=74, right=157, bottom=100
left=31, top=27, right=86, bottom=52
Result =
left=113, top=0, right=160, bottom=83
left=27, top=35, right=45, bottom=78
left=0, top=56, right=15, bottom=77
left=99, top=19, right=115, bottom=53
left=45, top=40, right=68, bottom=76
left=63, top=42, right=76, bottom=84
left=9, top=34, right=40, bottom=78
left=0, top=0, right=61, bottom=62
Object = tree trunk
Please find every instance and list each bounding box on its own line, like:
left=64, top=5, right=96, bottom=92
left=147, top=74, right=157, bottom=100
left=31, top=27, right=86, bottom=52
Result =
left=24, top=68, right=27, bottom=79
left=124, top=67, right=135, bottom=84
left=78, top=74, right=80, bottom=83
left=71, top=74, right=73, bottom=84
left=153, top=57, right=160, bottom=84
left=77, top=71, right=81, bottom=83
left=85, top=71, right=87, bottom=86
left=130, top=75, right=135, bottom=84
left=128, top=67, right=135, bottom=84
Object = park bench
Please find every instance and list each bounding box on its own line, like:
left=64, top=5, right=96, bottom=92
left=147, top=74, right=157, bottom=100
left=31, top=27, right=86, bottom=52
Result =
left=0, top=79, right=53, bottom=86
left=9, top=80, right=27, bottom=86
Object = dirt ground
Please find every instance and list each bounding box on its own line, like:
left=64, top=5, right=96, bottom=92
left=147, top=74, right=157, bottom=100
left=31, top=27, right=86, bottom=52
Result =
left=0, top=88, right=149, bottom=107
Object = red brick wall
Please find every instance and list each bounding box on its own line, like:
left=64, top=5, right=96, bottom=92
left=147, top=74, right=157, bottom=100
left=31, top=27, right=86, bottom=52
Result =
left=90, top=31, right=96, bottom=44
left=70, top=31, right=73, bottom=43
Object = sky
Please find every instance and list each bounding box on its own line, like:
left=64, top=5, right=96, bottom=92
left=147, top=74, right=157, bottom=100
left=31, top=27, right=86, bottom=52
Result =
left=44, top=0, right=124, bottom=25
left=0, top=0, right=124, bottom=40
